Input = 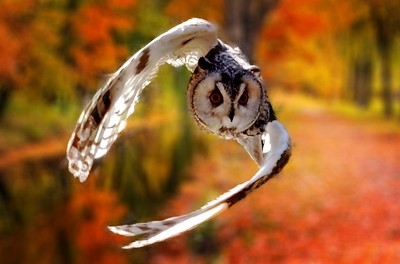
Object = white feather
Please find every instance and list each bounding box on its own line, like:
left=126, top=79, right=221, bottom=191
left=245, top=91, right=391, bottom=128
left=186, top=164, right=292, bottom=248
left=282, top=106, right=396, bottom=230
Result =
left=66, top=18, right=291, bottom=249
left=66, top=18, right=218, bottom=182
left=108, top=120, right=291, bottom=248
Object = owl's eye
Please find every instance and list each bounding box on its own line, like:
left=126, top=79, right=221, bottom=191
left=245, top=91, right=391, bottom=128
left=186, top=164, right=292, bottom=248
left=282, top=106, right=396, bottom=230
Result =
left=209, top=89, right=223, bottom=106
left=238, top=91, right=248, bottom=105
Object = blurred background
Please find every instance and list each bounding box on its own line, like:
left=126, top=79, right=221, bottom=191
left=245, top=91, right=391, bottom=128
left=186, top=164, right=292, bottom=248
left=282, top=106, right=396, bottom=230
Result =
left=0, top=0, right=399, bottom=263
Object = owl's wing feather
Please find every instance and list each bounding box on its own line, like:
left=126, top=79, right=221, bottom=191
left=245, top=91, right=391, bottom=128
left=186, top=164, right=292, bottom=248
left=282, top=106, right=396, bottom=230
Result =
left=66, top=18, right=218, bottom=182
left=236, top=136, right=264, bottom=167
left=108, top=120, right=291, bottom=248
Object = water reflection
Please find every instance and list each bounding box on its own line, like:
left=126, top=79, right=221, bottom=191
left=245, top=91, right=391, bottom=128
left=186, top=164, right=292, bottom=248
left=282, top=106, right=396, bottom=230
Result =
left=0, top=124, right=196, bottom=262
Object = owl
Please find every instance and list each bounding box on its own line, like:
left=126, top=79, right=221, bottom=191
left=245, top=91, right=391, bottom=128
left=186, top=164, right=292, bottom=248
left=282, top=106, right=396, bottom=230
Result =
left=187, top=41, right=275, bottom=167
left=66, top=18, right=291, bottom=248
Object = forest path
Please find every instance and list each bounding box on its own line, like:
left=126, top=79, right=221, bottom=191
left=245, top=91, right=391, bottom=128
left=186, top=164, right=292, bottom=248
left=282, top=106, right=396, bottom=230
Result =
left=158, top=92, right=400, bottom=263
left=278, top=94, right=400, bottom=262
left=224, top=93, right=400, bottom=262
left=0, top=93, right=399, bottom=262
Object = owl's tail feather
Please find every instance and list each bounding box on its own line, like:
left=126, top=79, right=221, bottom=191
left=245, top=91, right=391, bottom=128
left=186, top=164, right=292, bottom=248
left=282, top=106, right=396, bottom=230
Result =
left=108, top=202, right=228, bottom=249
left=108, top=120, right=291, bottom=249
left=108, top=180, right=252, bottom=248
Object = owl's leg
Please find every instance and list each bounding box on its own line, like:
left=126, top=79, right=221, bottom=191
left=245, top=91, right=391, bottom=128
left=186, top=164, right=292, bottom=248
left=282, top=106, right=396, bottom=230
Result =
left=236, top=135, right=264, bottom=167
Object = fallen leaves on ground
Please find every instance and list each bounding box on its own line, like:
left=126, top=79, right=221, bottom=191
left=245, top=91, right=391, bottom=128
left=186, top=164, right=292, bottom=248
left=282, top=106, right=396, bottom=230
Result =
left=147, top=93, right=400, bottom=263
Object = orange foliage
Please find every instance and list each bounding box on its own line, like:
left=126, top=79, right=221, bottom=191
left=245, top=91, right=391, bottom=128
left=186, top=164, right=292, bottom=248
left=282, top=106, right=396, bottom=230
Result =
left=70, top=0, right=136, bottom=89
left=144, top=93, right=400, bottom=263
left=66, top=177, right=129, bottom=264
left=0, top=23, right=21, bottom=81
left=0, top=0, right=136, bottom=92
left=256, top=0, right=358, bottom=96
left=259, top=0, right=332, bottom=62
left=0, top=0, right=36, bottom=83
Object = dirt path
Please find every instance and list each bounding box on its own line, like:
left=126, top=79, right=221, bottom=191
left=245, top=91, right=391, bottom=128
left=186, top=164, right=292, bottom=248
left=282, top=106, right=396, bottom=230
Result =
left=278, top=97, right=400, bottom=262
left=150, top=94, right=400, bottom=263
left=32, top=95, right=400, bottom=263
left=231, top=95, right=400, bottom=263
left=1, top=93, right=399, bottom=262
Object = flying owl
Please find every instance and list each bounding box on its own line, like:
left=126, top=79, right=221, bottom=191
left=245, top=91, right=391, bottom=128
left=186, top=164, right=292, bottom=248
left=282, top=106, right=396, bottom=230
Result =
left=66, top=18, right=291, bottom=248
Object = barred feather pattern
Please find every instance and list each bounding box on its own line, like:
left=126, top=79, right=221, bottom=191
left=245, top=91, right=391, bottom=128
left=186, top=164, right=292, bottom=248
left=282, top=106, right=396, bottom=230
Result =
left=66, top=18, right=291, bottom=249
left=67, top=18, right=218, bottom=182
left=109, top=120, right=291, bottom=248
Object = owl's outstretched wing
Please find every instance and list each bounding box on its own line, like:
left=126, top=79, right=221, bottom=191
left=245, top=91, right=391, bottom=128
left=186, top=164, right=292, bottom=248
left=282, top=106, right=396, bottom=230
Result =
left=66, top=18, right=218, bottom=182
left=108, top=120, right=291, bottom=248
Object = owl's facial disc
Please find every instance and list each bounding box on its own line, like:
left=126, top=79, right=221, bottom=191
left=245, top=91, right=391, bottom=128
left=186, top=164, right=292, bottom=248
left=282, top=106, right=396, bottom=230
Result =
left=190, top=72, right=263, bottom=139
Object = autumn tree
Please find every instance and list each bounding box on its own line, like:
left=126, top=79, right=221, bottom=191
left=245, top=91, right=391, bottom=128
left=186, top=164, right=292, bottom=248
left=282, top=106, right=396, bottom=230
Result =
left=0, top=0, right=136, bottom=115
left=223, top=0, right=279, bottom=62
left=0, top=0, right=37, bottom=117
left=342, top=1, right=374, bottom=107
left=166, top=0, right=279, bottom=61
left=66, top=0, right=136, bottom=92
left=258, top=0, right=342, bottom=95
left=368, top=0, right=400, bottom=117
left=340, top=0, right=399, bottom=115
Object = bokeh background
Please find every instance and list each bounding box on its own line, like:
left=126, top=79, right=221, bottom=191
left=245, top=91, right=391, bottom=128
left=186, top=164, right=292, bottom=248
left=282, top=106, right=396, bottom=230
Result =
left=1, top=0, right=400, bottom=263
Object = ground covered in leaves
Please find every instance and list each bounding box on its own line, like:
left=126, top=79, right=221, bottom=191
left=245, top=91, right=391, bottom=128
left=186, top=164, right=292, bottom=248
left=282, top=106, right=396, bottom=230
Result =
left=145, top=93, right=400, bottom=263
left=2, top=93, right=399, bottom=264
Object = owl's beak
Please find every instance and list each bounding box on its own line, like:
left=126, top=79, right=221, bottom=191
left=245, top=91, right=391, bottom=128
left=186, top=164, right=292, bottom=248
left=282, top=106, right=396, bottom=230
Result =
left=228, top=106, right=235, bottom=122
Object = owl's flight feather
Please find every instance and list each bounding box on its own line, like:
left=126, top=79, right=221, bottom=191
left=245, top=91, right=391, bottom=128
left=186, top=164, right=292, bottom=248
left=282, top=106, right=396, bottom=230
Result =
left=109, top=120, right=290, bottom=248
left=66, top=18, right=291, bottom=248
left=66, top=18, right=218, bottom=182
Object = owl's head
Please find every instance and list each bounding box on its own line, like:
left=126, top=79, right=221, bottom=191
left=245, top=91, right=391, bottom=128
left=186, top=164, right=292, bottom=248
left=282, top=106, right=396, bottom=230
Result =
left=187, top=42, right=266, bottom=139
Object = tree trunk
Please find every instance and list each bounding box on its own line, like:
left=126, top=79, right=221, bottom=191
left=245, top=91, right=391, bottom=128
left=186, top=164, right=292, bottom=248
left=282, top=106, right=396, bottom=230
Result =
left=380, top=47, right=393, bottom=117
left=371, top=6, right=394, bottom=117
left=0, top=85, right=11, bottom=119
left=223, top=0, right=279, bottom=62
left=352, top=57, right=372, bottom=108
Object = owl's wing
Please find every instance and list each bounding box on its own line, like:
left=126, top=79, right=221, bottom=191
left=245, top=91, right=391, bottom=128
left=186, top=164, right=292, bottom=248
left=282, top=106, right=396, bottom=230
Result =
left=236, top=136, right=265, bottom=167
left=108, top=120, right=291, bottom=248
left=66, top=18, right=218, bottom=182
